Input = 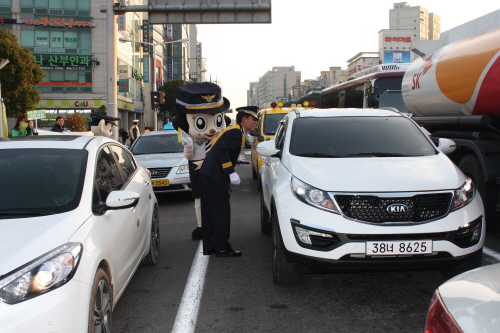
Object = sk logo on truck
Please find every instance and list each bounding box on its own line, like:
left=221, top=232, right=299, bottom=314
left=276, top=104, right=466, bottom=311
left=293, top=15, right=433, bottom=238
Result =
left=412, top=54, right=434, bottom=90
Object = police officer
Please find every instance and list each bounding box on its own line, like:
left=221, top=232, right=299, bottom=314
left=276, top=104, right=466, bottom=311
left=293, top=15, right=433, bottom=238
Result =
left=200, top=106, right=258, bottom=257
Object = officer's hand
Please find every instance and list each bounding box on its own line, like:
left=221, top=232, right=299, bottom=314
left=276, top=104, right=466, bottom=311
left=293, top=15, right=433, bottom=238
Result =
left=229, top=172, right=241, bottom=185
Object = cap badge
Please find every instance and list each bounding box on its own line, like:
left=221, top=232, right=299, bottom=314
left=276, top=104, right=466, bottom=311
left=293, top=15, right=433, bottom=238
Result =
left=201, top=94, right=216, bottom=102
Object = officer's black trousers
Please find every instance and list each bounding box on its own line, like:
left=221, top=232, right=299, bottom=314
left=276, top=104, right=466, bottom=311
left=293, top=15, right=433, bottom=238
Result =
left=200, top=174, right=231, bottom=252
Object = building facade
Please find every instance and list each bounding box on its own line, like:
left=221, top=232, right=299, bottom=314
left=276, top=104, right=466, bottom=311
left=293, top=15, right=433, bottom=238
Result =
left=389, top=2, right=440, bottom=40
left=3, top=0, right=192, bottom=131
left=256, top=66, right=301, bottom=109
left=346, top=52, right=380, bottom=78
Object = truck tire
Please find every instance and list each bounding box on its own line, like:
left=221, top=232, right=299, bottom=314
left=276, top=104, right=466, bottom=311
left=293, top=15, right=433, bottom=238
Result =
left=272, top=208, right=302, bottom=286
left=458, top=154, right=499, bottom=230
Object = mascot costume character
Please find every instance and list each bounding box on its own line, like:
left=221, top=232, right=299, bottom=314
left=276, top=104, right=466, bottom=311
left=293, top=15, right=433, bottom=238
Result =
left=172, top=82, right=231, bottom=240
left=90, top=113, right=120, bottom=138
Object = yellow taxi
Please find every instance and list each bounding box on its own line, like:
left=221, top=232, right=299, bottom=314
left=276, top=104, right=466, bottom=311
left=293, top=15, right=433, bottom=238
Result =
left=250, top=101, right=316, bottom=190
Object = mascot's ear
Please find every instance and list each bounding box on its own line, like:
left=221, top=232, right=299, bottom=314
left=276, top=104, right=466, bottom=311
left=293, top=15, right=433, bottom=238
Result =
left=224, top=115, right=231, bottom=127
left=172, top=113, right=189, bottom=133
left=98, top=119, right=106, bottom=135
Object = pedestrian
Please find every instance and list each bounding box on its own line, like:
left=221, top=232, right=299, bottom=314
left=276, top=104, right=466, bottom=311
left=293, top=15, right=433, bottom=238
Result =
left=51, top=116, right=65, bottom=132
left=129, top=120, right=140, bottom=145
left=120, top=128, right=129, bottom=145
left=200, top=105, right=258, bottom=257
left=27, top=120, right=39, bottom=135
left=11, top=115, right=30, bottom=137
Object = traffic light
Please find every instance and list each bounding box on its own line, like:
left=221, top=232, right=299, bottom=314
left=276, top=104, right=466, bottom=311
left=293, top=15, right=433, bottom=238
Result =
left=151, top=91, right=160, bottom=109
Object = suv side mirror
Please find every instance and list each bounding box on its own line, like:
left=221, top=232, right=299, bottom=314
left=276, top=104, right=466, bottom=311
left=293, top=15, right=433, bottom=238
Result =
left=257, top=140, right=280, bottom=157
left=437, top=138, right=457, bottom=155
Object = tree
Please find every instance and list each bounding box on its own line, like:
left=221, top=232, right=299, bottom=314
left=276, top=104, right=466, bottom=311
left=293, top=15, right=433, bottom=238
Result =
left=0, top=28, right=45, bottom=118
left=158, top=79, right=186, bottom=118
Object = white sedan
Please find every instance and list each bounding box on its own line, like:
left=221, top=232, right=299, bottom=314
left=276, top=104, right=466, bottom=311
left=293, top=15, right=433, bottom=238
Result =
left=130, top=130, right=191, bottom=193
left=425, top=263, right=500, bottom=332
left=0, top=135, right=160, bottom=332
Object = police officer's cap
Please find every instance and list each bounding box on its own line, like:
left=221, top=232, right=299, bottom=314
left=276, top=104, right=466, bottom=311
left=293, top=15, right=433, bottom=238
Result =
left=90, top=113, right=120, bottom=127
left=235, top=106, right=259, bottom=120
left=175, top=82, right=230, bottom=115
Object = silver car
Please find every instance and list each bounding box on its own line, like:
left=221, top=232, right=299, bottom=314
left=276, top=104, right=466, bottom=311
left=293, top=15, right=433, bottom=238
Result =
left=131, top=130, right=191, bottom=193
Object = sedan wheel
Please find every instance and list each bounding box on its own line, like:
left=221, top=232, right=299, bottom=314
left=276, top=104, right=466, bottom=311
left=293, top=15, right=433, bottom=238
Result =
left=272, top=209, right=302, bottom=286
left=89, top=268, right=112, bottom=333
left=142, top=205, right=160, bottom=265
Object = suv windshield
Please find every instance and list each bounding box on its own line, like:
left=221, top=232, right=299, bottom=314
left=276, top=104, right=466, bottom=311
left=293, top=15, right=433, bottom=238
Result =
left=263, top=113, right=287, bottom=135
left=132, top=133, right=183, bottom=155
left=0, top=149, right=87, bottom=217
left=290, top=116, right=436, bottom=157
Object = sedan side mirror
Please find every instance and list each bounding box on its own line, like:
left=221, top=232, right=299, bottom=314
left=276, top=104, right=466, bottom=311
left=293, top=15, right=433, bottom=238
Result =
left=95, top=190, right=140, bottom=215
left=437, top=138, right=457, bottom=155
left=248, top=130, right=259, bottom=137
left=257, top=135, right=265, bottom=142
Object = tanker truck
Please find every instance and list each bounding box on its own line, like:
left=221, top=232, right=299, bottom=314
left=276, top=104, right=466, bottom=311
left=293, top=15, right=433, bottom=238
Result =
left=402, top=12, right=500, bottom=228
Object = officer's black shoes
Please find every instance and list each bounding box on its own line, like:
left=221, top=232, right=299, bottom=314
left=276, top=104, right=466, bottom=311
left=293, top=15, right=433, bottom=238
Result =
left=215, top=248, right=242, bottom=257
left=192, top=227, right=203, bottom=240
left=203, top=249, right=214, bottom=255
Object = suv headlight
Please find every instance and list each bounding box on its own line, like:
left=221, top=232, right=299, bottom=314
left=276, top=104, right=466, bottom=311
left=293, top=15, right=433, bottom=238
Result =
left=176, top=164, right=189, bottom=174
left=451, top=176, right=475, bottom=211
left=291, top=177, right=339, bottom=214
left=0, top=243, right=82, bottom=304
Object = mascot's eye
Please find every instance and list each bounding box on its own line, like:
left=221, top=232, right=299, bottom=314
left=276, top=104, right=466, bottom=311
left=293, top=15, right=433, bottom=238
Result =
left=194, top=116, right=207, bottom=131
left=99, top=164, right=107, bottom=172
left=215, top=114, right=223, bottom=129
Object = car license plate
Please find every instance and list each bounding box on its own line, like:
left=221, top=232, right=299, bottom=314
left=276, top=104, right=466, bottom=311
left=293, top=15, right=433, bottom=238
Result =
left=151, top=179, right=169, bottom=187
left=366, top=240, right=432, bottom=255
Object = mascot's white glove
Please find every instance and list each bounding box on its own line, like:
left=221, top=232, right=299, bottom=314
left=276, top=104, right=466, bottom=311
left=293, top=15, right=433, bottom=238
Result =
left=181, top=132, right=194, bottom=159
left=229, top=172, right=241, bottom=185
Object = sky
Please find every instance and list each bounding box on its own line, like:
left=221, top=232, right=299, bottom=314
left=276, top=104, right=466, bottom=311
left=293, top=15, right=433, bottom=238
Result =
left=196, top=0, right=500, bottom=114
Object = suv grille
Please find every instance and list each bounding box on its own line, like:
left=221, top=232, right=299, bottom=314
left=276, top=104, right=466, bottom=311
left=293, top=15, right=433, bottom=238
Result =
left=334, top=193, right=452, bottom=223
left=148, top=167, right=172, bottom=179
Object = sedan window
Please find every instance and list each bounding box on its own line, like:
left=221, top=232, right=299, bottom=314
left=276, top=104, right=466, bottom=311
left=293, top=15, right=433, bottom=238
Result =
left=109, top=145, right=136, bottom=183
left=93, top=147, right=124, bottom=208
left=131, top=133, right=183, bottom=155
left=0, top=149, right=87, bottom=216
left=290, top=117, right=436, bottom=157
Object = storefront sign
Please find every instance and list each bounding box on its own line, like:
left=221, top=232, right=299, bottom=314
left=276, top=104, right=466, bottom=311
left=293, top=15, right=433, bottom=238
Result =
left=21, top=18, right=93, bottom=28
left=37, top=82, right=92, bottom=86
left=118, top=65, right=130, bottom=79
left=34, top=54, right=91, bottom=70
left=384, top=37, right=412, bottom=42
left=118, top=79, right=129, bottom=92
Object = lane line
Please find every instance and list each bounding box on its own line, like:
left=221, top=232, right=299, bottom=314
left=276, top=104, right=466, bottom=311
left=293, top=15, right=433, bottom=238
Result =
left=171, top=241, right=210, bottom=333
left=483, top=246, right=500, bottom=264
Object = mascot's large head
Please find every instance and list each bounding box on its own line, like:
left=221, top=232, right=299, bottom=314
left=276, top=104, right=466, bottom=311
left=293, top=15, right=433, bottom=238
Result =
left=172, top=82, right=231, bottom=140
left=90, top=113, right=120, bottom=137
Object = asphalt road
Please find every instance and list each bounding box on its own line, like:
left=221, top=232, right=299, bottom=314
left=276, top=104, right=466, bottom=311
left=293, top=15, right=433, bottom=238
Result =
left=113, top=149, right=500, bottom=333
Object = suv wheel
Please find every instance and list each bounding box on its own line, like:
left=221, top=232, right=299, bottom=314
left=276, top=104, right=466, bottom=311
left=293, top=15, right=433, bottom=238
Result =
left=260, top=192, right=271, bottom=234
left=272, top=209, right=302, bottom=286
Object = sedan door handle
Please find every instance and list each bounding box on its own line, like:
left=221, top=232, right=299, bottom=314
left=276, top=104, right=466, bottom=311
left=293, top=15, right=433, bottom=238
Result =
left=144, top=180, right=150, bottom=187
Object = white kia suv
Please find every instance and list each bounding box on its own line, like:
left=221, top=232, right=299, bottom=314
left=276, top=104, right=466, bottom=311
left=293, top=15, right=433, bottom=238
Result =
left=257, top=108, right=484, bottom=286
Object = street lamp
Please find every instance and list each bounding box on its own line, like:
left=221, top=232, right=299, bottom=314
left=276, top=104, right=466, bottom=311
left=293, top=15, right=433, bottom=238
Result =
left=188, top=69, right=207, bottom=83
left=118, top=37, right=189, bottom=131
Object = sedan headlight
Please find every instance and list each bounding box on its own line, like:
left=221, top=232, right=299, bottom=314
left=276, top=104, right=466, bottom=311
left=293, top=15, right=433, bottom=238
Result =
left=451, top=176, right=475, bottom=211
left=176, top=164, right=189, bottom=174
left=0, top=243, right=82, bottom=304
left=291, top=177, right=339, bottom=214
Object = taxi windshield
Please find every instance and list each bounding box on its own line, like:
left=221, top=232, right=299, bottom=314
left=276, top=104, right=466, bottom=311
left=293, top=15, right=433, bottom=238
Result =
left=132, top=133, right=184, bottom=155
left=263, top=113, right=287, bottom=135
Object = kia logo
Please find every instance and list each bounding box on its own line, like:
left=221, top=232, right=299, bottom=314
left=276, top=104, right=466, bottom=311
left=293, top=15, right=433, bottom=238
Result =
left=151, top=171, right=159, bottom=176
left=386, top=203, right=408, bottom=214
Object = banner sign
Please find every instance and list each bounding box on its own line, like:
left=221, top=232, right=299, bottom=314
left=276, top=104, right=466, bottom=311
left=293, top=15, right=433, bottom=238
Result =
left=27, top=109, right=47, bottom=120
left=118, top=65, right=130, bottom=79
left=143, top=57, right=150, bottom=83
left=167, top=58, right=173, bottom=79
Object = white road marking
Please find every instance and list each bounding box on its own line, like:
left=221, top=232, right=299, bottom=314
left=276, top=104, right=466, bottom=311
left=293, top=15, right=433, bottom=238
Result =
left=171, top=241, right=210, bottom=333
left=483, top=246, right=500, bottom=264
